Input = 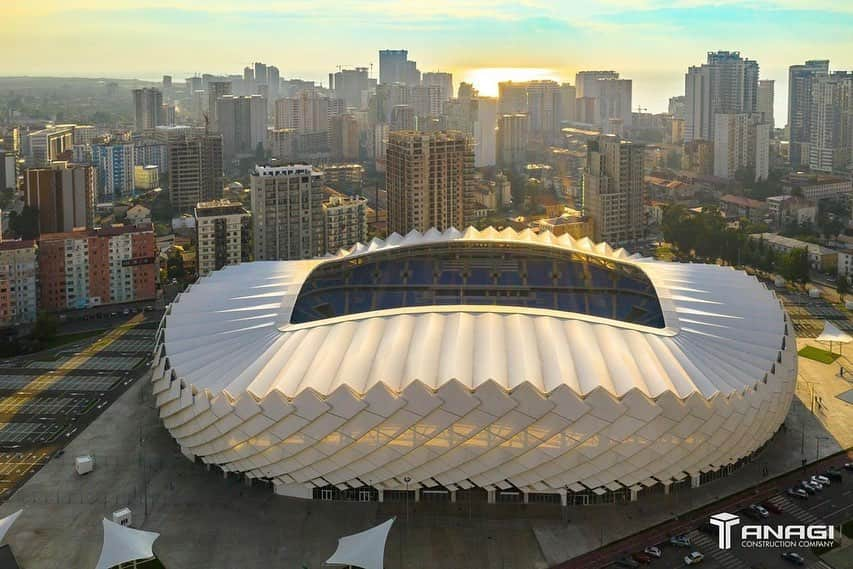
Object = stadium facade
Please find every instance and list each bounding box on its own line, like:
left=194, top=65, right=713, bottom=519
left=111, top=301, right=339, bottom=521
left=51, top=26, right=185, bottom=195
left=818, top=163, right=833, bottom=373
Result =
left=152, top=227, right=796, bottom=504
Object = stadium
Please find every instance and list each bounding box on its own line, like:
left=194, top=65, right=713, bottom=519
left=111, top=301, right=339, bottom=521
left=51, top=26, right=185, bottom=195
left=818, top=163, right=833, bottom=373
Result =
left=152, top=226, right=796, bottom=505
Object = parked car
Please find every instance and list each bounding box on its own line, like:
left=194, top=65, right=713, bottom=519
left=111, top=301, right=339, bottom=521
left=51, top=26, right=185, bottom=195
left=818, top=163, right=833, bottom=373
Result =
left=615, top=557, right=640, bottom=568
left=799, top=481, right=817, bottom=494
left=698, top=522, right=717, bottom=535
left=631, top=552, right=651, bottom=564
left=670, top=535, right=691, bottom=547
left=805, top=479, right=823, bottom=491
left=781, top=552, right=805, bottom=565
left=749, top=504, right=769, bottom=518
left=811, top=474, right=830, bottom=485
left=825, top=468, right=843, bottom=481
left=844, top=462, right=853, bottom=471
left=684, top=551, right=704, bottom=565
left=643, top=546, right=662, bottom=559
left=787, top=488, right=808, bottom=499
left=762, top=501, right=782, bottom=514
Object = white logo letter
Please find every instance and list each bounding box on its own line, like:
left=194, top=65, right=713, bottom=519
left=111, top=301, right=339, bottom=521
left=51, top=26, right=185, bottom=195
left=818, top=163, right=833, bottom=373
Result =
left=710, top=512, right=741, bottom=550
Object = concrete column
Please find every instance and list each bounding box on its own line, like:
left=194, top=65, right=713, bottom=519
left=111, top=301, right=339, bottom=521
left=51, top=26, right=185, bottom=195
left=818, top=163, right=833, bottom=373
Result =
left=205, top=463, right=211, bottom=471
left=560, top=490, right=568, bottom=506
left=487, top=490, right=496, bottom=504
left=630, top=487, right=639, bottom=502
left=414, top=489, right=420, bottom=503
left=243, top=475, right=252, bottom=487
left=664, top=481, right=671, bottom=495
left=523, top=491, right=529, bottom=504
left=378, top=489, right=384, bottom=503
left=450, top=491, right=456, bottom=503
left=691, top=473, right=701, bottom=488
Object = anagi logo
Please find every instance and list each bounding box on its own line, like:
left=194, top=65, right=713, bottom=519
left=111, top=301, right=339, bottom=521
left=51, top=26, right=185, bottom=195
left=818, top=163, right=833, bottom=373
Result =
left=709, top=512, right=835, bottom=550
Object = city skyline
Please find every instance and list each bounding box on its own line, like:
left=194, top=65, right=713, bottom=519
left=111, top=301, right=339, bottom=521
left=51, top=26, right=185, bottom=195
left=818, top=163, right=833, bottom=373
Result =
left=7, top=1, right=853, bottom=119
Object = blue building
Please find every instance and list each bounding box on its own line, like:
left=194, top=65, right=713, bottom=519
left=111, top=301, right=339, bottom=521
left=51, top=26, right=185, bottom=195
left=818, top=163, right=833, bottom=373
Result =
left=92, top=142, right=135, bottom=202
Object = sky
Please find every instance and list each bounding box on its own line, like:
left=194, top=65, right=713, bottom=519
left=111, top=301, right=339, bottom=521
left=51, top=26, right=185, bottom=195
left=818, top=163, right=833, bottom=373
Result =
left=6, top=0, right=853, bottom=119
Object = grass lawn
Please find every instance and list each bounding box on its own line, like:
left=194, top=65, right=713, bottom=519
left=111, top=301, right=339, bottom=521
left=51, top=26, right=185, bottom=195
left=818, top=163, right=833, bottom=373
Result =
left=798, top=345, right=840, bottom=364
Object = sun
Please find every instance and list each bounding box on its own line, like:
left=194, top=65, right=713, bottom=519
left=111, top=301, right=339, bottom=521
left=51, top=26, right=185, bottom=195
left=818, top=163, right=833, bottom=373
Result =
left=460, top=67, right=562, bottom=97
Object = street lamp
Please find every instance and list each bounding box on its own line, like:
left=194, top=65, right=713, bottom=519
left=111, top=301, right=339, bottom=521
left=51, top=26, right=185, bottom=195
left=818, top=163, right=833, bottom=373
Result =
left=816, top=436, right=830, bottom=461
left=403, top=476, right=411, bottom=524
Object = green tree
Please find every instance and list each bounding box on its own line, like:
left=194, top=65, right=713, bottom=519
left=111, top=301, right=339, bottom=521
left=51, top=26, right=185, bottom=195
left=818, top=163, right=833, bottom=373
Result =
left=779, top=248, right=810, bottom=285
left=837, top=275, right=850, bottom=302
left=31, top=311, right=58, bottom=344
left=9, top=206, right=40, bottom=239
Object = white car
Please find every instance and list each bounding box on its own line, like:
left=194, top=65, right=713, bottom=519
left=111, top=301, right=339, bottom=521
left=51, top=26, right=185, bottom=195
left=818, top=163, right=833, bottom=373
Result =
left=644, top=546, right=662, bottom=558
left=670, top=535, right=691, bottom=547
left=684, top=551, right=704, bottom=565
left=811, top=474, right=830, bottom=486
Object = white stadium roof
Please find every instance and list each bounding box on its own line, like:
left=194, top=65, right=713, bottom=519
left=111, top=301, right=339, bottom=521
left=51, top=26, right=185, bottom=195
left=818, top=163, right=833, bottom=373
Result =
left=153, top=227, right=796, bottom=495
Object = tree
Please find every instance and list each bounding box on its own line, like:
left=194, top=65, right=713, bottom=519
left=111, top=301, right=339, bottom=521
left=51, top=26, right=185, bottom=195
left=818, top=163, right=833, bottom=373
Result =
left=837, top=275, right=850, bottom=302
left=779, top=248, right=810, bottom=285
left=31, top=312, right=58, bottom=344
left=9, top=206, right=40, bottom=240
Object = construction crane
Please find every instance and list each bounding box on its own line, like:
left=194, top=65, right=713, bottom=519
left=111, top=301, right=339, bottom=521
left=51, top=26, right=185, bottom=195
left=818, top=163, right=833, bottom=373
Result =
left=636, top=105, right=648, bottom=113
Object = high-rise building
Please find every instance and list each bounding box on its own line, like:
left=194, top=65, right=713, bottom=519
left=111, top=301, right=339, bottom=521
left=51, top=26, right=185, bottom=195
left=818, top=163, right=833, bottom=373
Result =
left=560, top=83, right=577, bottom=123
left=132, top=88, right=163, bottom=131
left=582, top=136, right=644, bottom=244
left=496, top=113, right=529, bottom=171
left=422, top=72, right=453, bottom=102
left=0, top=241, right=38, bottom=326
left=24, top=163, right=95, bottom=234
left=216, top=95, right=267, bottom=162
left=275, top=92, right=334, bottom=132
left=386, top=130, right=474, bottom=234
left=757, top=79, right=775, bottom=132
left=525, top=81, right=565, bottom=136
left=788, top=60, right=830, bottom=167
left=195, top=199, right=251, bottom=276
left=168, top=133, right=223, bottom=213
left=668, top=96, right=687, bottom=120
left=323, top=194, right=368, bottom=253
left=207, top=80, right=233, bottom=129
left=330, top=67, right=370, bottom=109
left=330, top=114, right=360, bottom=161
left=713, top=113, right=770, bottom=181
left=574, top=72, right=632, bottom=132
left=250, top=164, right=325, bottom=260
left=390, top=105, right=416, bottom=132
left=378, top=49, right=419, bottom=85
left=28, top=125, right=74, bottom=165
left=0, top=149, right=17, bottom=191
left=91, top=142, right=135, bottom=201
left=474, top=98, right=497, bottom=167
left=685, top=51, right=759, bottom=143
left=37, top=224, right=156, bottom=311
left=498, top=81, right=529, bottom=114
left=410, top=85, right=443, bottom=119
left=808, top=71, right=853, bottom=173
left=254, top=62, right=268, bottom=85
left=268, top=66, right=280, bottom=101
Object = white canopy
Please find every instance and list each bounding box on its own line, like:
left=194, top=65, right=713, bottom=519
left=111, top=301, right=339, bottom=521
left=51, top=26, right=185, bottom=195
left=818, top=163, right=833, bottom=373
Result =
left=95, top=519, right=159, bottom=569
left=817, top=321, right=853, bottom=343
left=325, top=517, right=395, bottom=569
left=0, top=510, right=22, bottom=544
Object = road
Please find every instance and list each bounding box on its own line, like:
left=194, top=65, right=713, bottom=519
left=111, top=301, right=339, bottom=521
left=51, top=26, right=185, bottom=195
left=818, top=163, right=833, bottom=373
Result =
left=553, top=452, right=853, bottom=569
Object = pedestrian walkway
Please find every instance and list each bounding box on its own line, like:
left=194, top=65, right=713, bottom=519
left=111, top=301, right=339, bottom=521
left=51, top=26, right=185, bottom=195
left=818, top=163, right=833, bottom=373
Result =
left=768, top=495, right=825, bottom=526
left=687, top=530, right=750, bottom=569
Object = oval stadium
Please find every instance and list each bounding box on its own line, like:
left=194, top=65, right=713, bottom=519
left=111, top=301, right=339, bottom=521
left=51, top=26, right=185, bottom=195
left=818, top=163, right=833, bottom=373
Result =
left=152, top=226, right=796, bottom=504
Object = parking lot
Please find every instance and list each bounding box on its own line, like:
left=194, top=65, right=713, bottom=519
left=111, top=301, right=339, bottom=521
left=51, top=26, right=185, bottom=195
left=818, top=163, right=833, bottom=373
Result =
left=0, top=311, right=160, bottom=499
left=605, top=464, right=852, bottom=569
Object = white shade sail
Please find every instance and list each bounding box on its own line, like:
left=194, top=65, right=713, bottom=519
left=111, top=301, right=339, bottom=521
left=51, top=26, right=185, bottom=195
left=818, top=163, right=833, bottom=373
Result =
left=95, top=519, right=159, bottom=569
left=0, top=510, right=22, bottom=544
left=816, top=321, right=853, bottom=344
left=325, top=517, right=395, bottom=569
